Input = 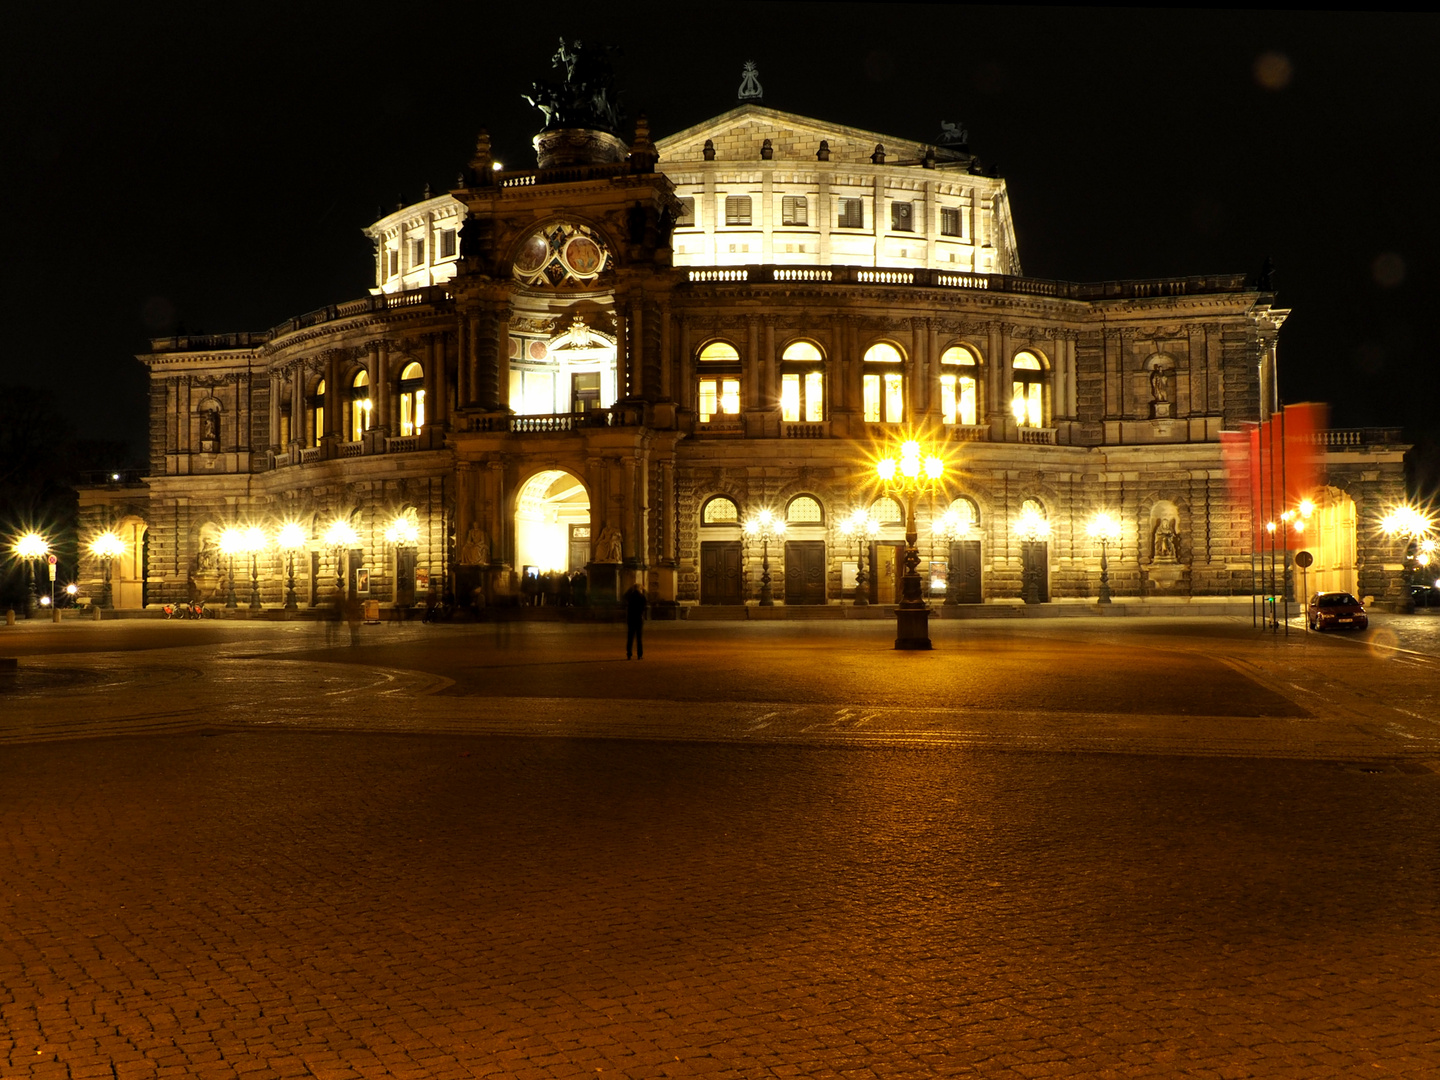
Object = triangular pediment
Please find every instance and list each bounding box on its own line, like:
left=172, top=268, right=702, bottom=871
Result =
left=655, top=105, right=962, bottom=167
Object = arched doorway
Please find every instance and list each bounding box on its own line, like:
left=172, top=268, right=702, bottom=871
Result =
left=114, top=516, right=148, bottom=608
left=1305, top=486, right=1358, bottom=596
left=514, top=470, right=591, bottom=580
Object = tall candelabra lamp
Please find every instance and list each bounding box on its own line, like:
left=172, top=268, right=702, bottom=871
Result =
left=743, top=509, right=785, bottom=607
left=872, top=438, right=946, bottom=649
left=1086, top=512, right=1121, bottom=604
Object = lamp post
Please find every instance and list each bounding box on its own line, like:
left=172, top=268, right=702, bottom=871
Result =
left=14, top=533, right=49, bottom=618
left=840, top=508, right=875, bottom=606
left=1086, top=512, right=1121, bottom=604
left=873, top=438, right=946, bottom=649
left=89, top=531, right=126, bottom=610
left=1015, top=506, right=1050, bottom=605
left=1381, top=505, right=1434, bottom=615
left=323, top=519, right=360, bottom=600
left=277, top=522, right=307, bottom=612
left=218, top=527, right=245, bottom=610
left=744, top=509, right=785, bottom=606
left=243, top=525, right=267, bottom=611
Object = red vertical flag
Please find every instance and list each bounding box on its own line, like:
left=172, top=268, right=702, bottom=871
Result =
left=1222, top=403, right=1329, bottom=550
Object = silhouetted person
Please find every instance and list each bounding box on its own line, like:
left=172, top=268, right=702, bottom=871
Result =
left=624, top=583, right=647, bottom=659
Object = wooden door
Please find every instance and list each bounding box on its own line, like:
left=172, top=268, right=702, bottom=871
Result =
left=870, top=542, right=904, bottom=604
left=568, top=524, right=591, bottom=572
left=783, top=540, right=827, bottom=604
left=948, top=540, right=982, bottom=604
left=700, top=540, right=744, bottom=605
left=395, top=546, right=416, bottom=606
left=1021, top=540, right=1050, bottom=603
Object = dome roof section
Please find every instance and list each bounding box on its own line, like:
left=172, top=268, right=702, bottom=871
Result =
left=655, top=104, right=1019, bottom=276
left=363, top=193, right=467, bottom=295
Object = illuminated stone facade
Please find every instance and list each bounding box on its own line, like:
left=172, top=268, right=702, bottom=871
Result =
left=96, top=102, right=1411, bottom=614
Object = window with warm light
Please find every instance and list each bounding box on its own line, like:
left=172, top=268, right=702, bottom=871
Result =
left=698, top=341, right=742, bottom=424
left=312, top=379, right=326, bottom=446
left=1011, top=352, right=1044, bottom=428
left=398, top=362, right=425, bottom=436
left=939, top=346, right=979, bottom=425
left=350, top=370, right=372, bottom=436
left=701, top=497, right=739, bottom=525
left=786, top=495, right=823, bottom=524
left=863, top=343, right=905, bottom=424
left=780, top=341, right=824, bottom=423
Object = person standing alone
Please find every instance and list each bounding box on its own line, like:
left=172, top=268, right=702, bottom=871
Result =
left=624, top=582, right=648, bottom=659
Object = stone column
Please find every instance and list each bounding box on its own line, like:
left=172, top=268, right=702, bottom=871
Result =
left=984, top=322, right=1003, bottom=427
left=268, top=371, right=282, bottom=451
left=677, top=317, right=691, bottom=415
left=746, top=317, right=761, bottom=411
left=614, top=305, right=629, bottom=402
left=375, top=341, right=391, bottom=435
left=291, top=365, right=304, bottom=449
left=761, top=315, right=776, bottom=411
left=326, top=351, right=344, bottom=441
left=424, top=334, right=444, bottom=429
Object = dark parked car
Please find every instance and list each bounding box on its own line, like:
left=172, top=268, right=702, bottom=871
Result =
left=1412, top=583, right=1440, bottom=608
left=1307, top=591, right=1369, bottom=631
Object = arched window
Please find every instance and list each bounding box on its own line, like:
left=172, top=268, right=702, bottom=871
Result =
left=350, top=370, right=372, bottom=438
left=863, top=342, right=905, bottom=424
left=780, top=341, right=825, bottom=423
left=786, top=495, right=823, bottom=524
left=702, top=496, right=740, bottom=525
left=697, top=341, right=742, bottom=425
left=398, top=361, right=426, bottom=437
left=1011, top=352, right=1045, bottom=428
left=871, top=496, right=904, bottom=523
left=312, top=379, right=326, bottom=446
left=937, top=497, right=979, bottom=538
left=939, top=346, right=980, bottom=426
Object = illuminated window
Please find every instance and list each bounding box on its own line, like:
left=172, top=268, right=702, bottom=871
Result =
left=312, top=379, right=326, bottom=446
left=410, top=239, right=425, bottom=268
left=786, top=496, right=823, bottom=524
left=891, top=201, right=914, bottom=232
left=387, top=250, right=399, bottom=278
left=697, top=340, right=742, bottom=423
left=872, top=497, right=903, bottom=523
left=725, top=196, right=752, bottom=226
left=862, top=343, right=904, bottom=424
left=398, top=362, right=425, bottom=436
left=522, top=369, right=555, bottom=416
left=838, top=198, right=864, bottom=229
left=702, top=497, right=739, bottom=525
left=1011, top=352, right=1045, bottom=428
left=350, top=370, right=372, bottom=436
left=676, top=198, right=695, bottom=227
left=780, top=341, right=824, bottom=423
left=440, top=229, right=457, bottom=258
left=781, top=196, right=808, bottom=226
left=941, top=208, right=961, bottom=237
left=939, top=345, right=979, bottom=426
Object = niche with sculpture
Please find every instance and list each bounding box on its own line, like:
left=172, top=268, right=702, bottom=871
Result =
left=197, top=400, right=222, bottom=453
left=1145, top=357, right=1175, bottom=420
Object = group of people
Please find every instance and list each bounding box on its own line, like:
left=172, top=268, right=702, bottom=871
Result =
left=520, top=569, right=589, bottom=607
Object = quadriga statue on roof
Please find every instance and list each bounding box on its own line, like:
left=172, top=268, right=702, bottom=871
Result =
left=522, top=38, right=623, bottom=135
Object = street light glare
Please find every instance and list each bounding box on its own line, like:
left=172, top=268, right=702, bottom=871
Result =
left=15, top=533, right=50, bottom=558
left=876, top=458, right=897, bottom=481
left=89, top=531, right=126, bottom=559
left=324, top=519, right=360, bottom=548
left=278, top=522, right=308, bottom=549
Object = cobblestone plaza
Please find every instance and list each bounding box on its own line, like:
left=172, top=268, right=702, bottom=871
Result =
left=3, top=616, right=1440, bottom=1078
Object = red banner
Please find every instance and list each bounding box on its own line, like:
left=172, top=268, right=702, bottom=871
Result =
left=1221, top=403, right=1329, bottom=549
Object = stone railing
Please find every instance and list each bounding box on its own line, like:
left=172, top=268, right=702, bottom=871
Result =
left=299, top=448, right=322, bottom=464
left=680, top=265, right=1252, bottom=300
left=1019, top=426, right=1056, bottom=445
left=339, top=441, right=363, bottom=458
left=385, top=436, right=419, bottom=454
left=782, top=422, right=828, bottom=438
left=946, top=424, right=990, bottom=442
left=699, top=418, right=746, bottom=434
left=1315, top=427, right=1407, bottom=450
left=150, top=286, right=455, bottom=353
left=496, top=161, right=633, bottom=188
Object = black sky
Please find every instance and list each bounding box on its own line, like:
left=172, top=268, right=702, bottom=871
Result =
left=3, top=5, right=1435, bottom=470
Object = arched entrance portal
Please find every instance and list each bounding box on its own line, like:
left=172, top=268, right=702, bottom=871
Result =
left=114, top=516, right=148, bottom=608
left=1304, top=486, right=1358, bottom=596
left=515, top=470, right=591, bottom=576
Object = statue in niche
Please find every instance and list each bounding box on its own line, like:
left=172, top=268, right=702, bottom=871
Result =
left=199, top=409, right=220, bottom=449
left=595, top=525, right=622, bottom=564
left=1153, top=517, right=1179, bottom=562
left=1149, top=366, right=1171, bottom=403
left=460, top=525, right=488, bottom=566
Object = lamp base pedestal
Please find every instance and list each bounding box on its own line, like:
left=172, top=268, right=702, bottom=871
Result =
left=894, top=605, right=933, bottom=650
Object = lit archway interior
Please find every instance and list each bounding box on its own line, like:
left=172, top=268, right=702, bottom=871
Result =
left=1305, top=486, right=1358, bottom=597
left=514, top=469, right=591, bottom=573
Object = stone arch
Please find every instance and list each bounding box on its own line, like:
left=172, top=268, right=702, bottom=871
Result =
left=513, top=468, right=592, bottom=575
left=1304, top=484, right=1359, bottom=595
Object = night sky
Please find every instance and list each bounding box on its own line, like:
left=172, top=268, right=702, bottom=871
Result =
left=4, top=6, right=1436, bottom=482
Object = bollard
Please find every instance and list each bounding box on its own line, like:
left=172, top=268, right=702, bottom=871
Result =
left=4, top=608, right=14, bottom=626
left=93, top=605, right=103, bottom=622
left=52, top=608, right=61, bottom=623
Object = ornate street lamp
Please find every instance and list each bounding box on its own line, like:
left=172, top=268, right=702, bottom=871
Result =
left=218, top=527, right=246, bottom=610
left=839, top=508, right=876, bottom=606
left=385, top=513, right=420, bottom=606
left=243, top=526, right=268, bottom=611
left=323, top=518, right=360, bottom=599
left=1015, top=505, right=1051, bottom=605
left=88, top=531, right=126, bottom=610
left=1380, top=504, right=1434, bottom=615
left=13, top=532, right=50, bottom=618
left=1086, top=512, right=1121, bottom=604
left=744, top=509, right=785, bottom=606
left=277, top=522, right=308, bottom=611
left=933, top=505, right=973, bottom=606
left=873, top=438, right=946, bottom=649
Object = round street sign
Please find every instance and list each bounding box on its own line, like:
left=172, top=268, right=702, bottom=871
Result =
left=1295, top=550, right=1314, bottom=569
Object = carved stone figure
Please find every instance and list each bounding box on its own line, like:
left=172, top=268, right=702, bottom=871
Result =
left=200, top=409, right=219, bottom=444
left=1154, top=517, right=1179, bottom=562
left=595, top=524, right=622, bottom=564
left=522, top=38, right=623, bottom=135
left=1150, top=366, right=1171, bottom=403
left=460, top=525, right=488, bottom=566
